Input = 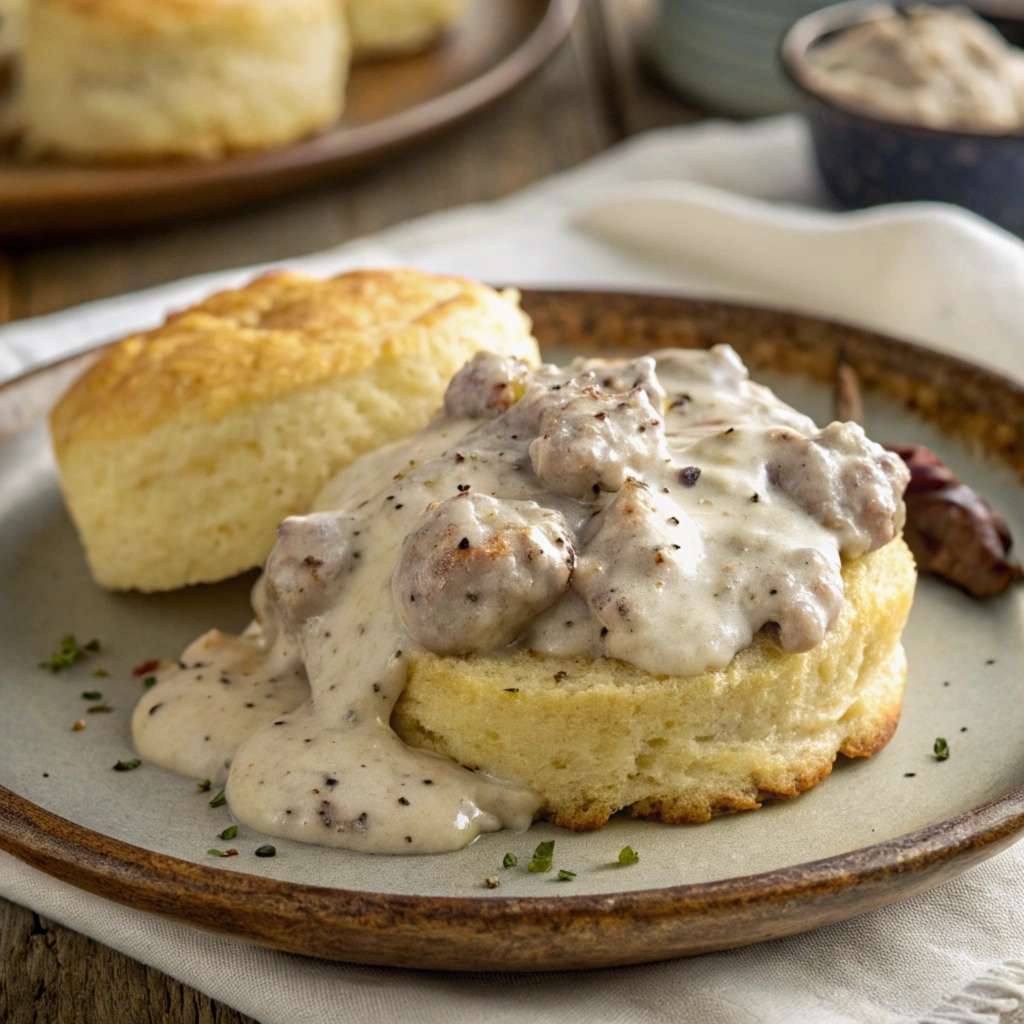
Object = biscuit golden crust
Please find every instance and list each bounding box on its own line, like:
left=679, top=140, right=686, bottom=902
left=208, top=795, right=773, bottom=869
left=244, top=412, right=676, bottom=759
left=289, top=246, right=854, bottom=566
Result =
left=50, top=269, right=539, bottom=592
left=21, top=0, right=347, bottom=161
left=392, top=537, right=916, bottom=830
left=52, top=270, right=525, bottom=453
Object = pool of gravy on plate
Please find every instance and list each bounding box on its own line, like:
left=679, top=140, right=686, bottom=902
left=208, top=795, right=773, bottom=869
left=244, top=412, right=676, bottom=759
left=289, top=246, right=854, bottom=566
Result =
left=133, top=346, right=908, bottom=854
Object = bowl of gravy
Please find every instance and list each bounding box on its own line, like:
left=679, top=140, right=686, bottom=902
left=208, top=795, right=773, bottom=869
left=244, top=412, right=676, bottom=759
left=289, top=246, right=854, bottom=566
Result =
left=781, top=1, right=1024, bottom=235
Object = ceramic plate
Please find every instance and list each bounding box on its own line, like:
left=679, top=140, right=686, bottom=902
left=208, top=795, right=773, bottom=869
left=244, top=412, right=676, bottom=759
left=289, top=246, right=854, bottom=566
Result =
left=0, top=0, right=577, bottom=240
left=1, top=290, right=1023, bottom=971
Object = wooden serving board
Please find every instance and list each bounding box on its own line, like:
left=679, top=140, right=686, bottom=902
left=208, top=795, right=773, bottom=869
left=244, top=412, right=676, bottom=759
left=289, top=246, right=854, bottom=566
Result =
left=0, top=0, right=578, bottom=240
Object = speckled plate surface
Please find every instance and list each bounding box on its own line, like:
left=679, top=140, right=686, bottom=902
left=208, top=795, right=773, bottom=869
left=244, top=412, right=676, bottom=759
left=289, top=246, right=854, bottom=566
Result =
left=1, top=290, right=1023, bottom=971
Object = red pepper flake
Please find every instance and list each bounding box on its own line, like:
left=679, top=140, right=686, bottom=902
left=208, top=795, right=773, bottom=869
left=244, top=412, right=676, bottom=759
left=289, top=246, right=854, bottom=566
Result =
left=132, top=659, right=160, bottom=677
left=223, top=848, right=239, bottom=857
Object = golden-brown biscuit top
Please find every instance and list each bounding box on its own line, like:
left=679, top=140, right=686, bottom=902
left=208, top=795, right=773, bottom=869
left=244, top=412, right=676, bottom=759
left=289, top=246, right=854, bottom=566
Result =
left=50, top=269, right=528, bottom=453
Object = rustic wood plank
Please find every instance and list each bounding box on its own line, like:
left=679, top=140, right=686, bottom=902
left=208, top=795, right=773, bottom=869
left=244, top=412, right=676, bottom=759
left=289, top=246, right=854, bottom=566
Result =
left=0, top=899, right=257, bottom=1024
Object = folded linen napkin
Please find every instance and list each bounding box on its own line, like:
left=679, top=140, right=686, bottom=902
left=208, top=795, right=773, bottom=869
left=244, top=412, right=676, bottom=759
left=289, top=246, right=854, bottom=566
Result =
left=2, top=115, right=1024, bottom=1024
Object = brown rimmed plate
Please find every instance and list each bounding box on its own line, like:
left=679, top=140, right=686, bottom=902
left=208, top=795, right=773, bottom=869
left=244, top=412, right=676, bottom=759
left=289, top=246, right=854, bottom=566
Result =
left=0, top=0, right=578, bottom=240
left=1, top=289, right=1023, bottom=972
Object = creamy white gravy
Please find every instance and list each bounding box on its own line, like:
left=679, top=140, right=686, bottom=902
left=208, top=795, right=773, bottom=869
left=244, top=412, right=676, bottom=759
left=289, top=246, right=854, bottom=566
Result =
left=805, top=6, right=1024, bottom=132
left=132, top=346, right=908, bottom=854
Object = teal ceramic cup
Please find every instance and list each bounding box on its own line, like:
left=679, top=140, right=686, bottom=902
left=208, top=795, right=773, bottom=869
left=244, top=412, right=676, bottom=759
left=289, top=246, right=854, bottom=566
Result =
left=651, top=0, right=830, bottom=116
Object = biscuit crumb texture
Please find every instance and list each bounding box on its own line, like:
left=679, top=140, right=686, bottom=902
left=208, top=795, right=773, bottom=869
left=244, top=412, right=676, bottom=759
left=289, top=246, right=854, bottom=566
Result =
left=20, top=0, right=348, bottom=161
left=346, top=0, right=468, bottom=60
left=51, top=269, right=538, bottom=591
left=393, top=538, right=916, bottom=829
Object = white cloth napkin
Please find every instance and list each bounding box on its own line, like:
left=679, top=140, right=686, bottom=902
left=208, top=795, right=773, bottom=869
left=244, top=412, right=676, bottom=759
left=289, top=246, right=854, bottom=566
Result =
left=3, top=115, right=1024, bottom=1024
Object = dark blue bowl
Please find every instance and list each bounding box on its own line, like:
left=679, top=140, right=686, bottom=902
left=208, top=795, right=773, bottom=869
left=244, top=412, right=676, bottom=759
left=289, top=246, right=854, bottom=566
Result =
left=781, top=1, right=1024, bottom=236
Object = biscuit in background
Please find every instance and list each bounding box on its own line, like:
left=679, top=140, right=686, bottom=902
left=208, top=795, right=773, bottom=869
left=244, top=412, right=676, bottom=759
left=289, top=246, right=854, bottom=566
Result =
left=345, top=0, right=468, bottom=60
left=20, top=0, right=349, bottom=162
left=50, top=269, right=539, bottom=592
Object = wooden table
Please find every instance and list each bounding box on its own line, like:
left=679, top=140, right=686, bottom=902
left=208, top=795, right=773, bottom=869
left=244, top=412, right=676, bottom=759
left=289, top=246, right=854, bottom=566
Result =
left=0, top=2, right=701, bottom=1020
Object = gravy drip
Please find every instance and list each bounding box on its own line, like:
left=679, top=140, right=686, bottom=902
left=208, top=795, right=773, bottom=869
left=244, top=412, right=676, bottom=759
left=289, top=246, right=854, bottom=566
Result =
left=133, top=346, right=908, bottom=854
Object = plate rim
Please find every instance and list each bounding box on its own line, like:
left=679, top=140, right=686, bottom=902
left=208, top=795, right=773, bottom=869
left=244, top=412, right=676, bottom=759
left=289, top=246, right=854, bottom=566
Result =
left=3, top=287, right=1024, bottom=970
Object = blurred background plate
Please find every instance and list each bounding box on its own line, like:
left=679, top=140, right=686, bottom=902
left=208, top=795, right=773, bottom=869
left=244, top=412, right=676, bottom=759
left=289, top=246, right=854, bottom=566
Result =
left=0, top=0, right=578, bottom=242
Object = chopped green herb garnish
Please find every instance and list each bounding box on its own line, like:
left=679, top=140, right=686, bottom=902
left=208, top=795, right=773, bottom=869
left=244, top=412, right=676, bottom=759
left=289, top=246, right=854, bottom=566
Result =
left=527, top=840, right=555, bottom=873
left=219, top=825, right=238, bottom=841
left=209, top=789, right=227, bottom=808
left=208, top=848, right=226, bottom=857
left=113, top=759, right=141, bottom=772
left=39, top=634, right=99, bottom=673
left=142, top=675, right=157, bottom=689
left=91, top=668, right=109, bottom=679
left=502, top=852, right=518, bottom=869
left=618, top=845, right=640, bottom=866
left=934, top=737, right=950, bottom=761
left=503, top=688, right=519, bottom=693
left=81, top=690, right=102, bottom=700
left=557, top=869, right=576, bottom=881
left=254, top=845, right=276, bottom=858
left=197, top=779, right=212, bottom=792
left=87, top=703, right=112, bottom=714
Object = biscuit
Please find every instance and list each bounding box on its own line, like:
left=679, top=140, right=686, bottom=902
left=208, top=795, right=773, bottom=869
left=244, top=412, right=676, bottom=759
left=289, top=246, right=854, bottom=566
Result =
left=50, top=269, right=539, bottom=591
left=346, top=0, right=468, bottom=60
left=20, top=0, right=349, bottom=161
left=393, top=537, right=916, bottom=829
